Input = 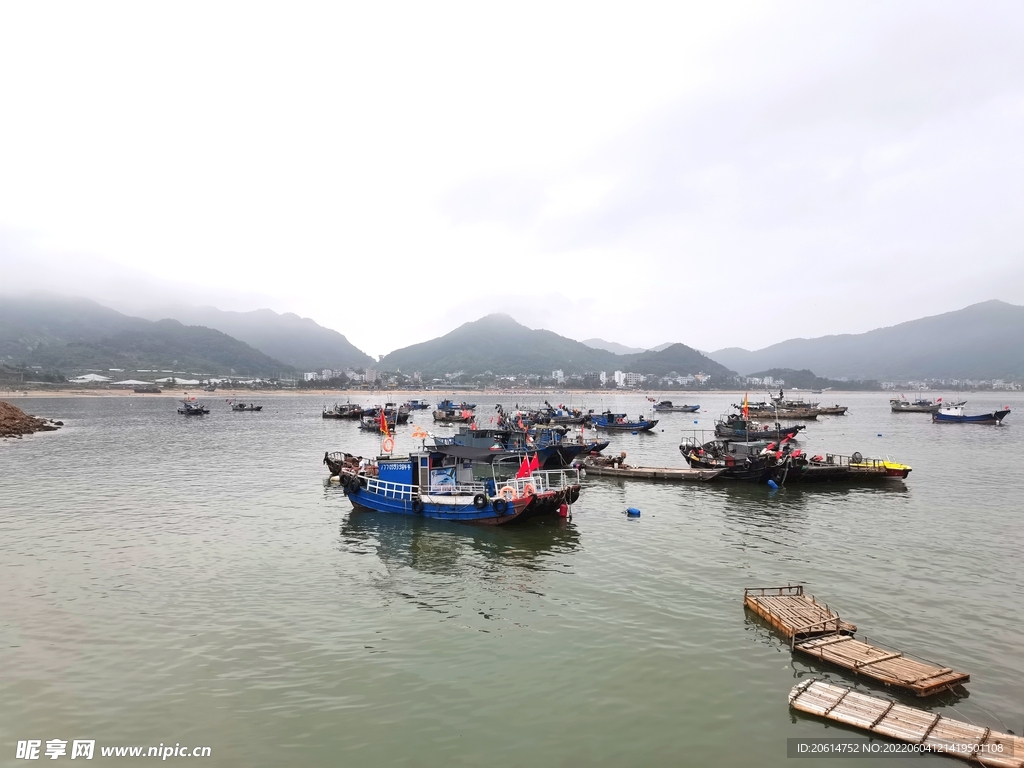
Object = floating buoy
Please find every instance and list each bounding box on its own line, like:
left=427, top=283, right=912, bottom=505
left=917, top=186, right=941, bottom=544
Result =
left=693, top=420, right=698, bottom=424
left=877, top=433, right=882, bottom=437
left=631, top=430, right=638, bottom=435
left=626, top=507, right=641, bottom=517
left=558, top=503, right=569, bottom=518
left=767, top=479, right=779, bottom=490
left=329, top=475, right=341, bottom=485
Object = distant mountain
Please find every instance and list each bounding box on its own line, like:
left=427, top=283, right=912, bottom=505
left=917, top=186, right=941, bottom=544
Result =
left=140, top=305, right=373, bottom=370
left=746, top=368, right=879, bottom=391
left=707, top=301, right=1024, bottom=380
left=581, top=338, right=646, bottom=355
left=380, top=314, right=733, bottom=378
left=0, top=295, right=290, bottom=376
left=648, top=343, right=675, bottom=352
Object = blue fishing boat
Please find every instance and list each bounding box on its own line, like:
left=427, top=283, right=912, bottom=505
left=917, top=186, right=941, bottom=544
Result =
left=404, top=399, right=431, bottom=410
left=177, top=399, right=209, bottom=415
left=932, top=406, right=1010, bottom=424
left=590, top=411, right=659, bottom=432
left=331, top=449, right=578, bottom=525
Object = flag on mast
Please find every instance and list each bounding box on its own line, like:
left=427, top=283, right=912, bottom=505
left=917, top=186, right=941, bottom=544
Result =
left=743, top=393, right=749, bottom=420
left=379, top=409, right=390, bottom=437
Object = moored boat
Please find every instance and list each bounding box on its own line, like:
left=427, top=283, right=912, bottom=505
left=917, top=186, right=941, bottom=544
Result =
left=714, top=414, right=804, bottom=441
left=323, top=403, right=365, bottom=419
left=581, top=454, right=723, bottom=481
left=932, top=405, right=1010, bottom=424
left=177, top=399, right=210, bottom=415
left=326, top=449, right=580, bottom=525
left=231, top=402, right=263, bottom=412
left=679, top=437, right=787, bottom=483
left=652, top=401, right=700, bottom=413
left=590, top=411, right=659, bottom=432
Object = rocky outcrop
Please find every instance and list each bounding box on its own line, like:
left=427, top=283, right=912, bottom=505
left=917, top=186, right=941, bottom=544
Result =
left=0, top=401, right=63, bottom=438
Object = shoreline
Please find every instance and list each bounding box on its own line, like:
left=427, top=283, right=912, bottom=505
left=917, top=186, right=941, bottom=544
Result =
left=4, top=387, right=918, bottom=399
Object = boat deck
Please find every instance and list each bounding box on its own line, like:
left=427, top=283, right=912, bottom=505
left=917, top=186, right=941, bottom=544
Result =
left=584, top=464, right=723, bottom=481
left=744, top=585, right=857, bottom=639
left=795, top=634, right=970, bottom=697
left=790, top=680, right=1023, bottom=767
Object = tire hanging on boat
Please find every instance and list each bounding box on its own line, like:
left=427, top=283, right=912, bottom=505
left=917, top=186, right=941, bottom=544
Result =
left=473, top=493, right=487, bottom=510
left=493, top=498, right=509, bottom=515
left=411, top=498, right=424, bottom=514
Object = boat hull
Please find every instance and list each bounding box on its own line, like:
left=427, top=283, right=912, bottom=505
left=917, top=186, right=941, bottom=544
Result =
left=932, top=409, right=1010, bottom=424
left=345, top=481, right=531, bottom=525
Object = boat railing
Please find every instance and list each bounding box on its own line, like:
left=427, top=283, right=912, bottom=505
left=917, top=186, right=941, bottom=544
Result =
left=364, top=477, right=417, bottom=500
left=821, top=453, right=887, bottom=468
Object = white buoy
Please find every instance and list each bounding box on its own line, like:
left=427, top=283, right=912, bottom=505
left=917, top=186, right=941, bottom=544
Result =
left=329, top=475, right=341, bottom=485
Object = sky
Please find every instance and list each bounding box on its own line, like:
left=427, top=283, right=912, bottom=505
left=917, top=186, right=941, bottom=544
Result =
left=2, top=1, right=1023, bottom=358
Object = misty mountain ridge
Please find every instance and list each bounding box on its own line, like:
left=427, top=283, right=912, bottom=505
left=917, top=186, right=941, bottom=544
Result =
left=581, top=338, right=646, bottom=355
left=381, top=314, right=733, bottom=378
left=708, top=300, right=1024, bottom=380
left=0, top=295, right=290, bottom=376
left=137, top=304, right=374, bottom=371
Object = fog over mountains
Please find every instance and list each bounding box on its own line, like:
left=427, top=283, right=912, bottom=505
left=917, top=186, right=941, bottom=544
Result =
left=707, top=300, right=1024, bottom=380
left=3, top=294, right=1021, bottom=382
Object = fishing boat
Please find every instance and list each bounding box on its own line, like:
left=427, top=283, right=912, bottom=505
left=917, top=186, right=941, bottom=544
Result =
left=364, top=404, right=411, bottom=425
left=590, top=411, right=659, bottom=432
left=437, top=399, right=476, bottom=411
left=652, top=401, right=700, bottom=413
left=737, top=402, right=820, bottom=420
left=782, top=450, right=912, bottom=482
left=432, top=406, right=474, bottom=423
left=328, top=449, right=579, bottom=525
left=177, top=399, right=209, bottom=415
left=231, top=402, right=263, bottom=412
left=530, top=401, right=589, bottom=425
left=932, top=405, right=1010, bottom=424
left=678, top=437, right=787, bottom=483
left=404, top=399, right=431, bottom=410
left=714, top=414, right=804, bottom=441
left=890, top=394, right=965, bottom=413
left=816, top=405, right=848, bottom=415
left=322, top=403, right=364, bottom=419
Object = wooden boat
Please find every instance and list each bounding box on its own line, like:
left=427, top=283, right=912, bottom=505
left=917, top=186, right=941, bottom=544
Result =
left=714, top=414, right=804, bottom=441
left=322, top=403, right=364, bottom=419
left=432, top=407, right=474, bottom=423
left=329, top=451, right=578, bottom=525
left=231, top=403, right=263, bottom=412
left=932, top=405, right=1010, bottom=424
left=652, top=400, right=700, bottom=413
left=816, top=405, right=848, bottom=415
left=890, top=395, right=965, bottom=413
left=177, top=399, right=209, bottom=415
left=790, top=680, right=1020, bottom=765
left=582, top=456, right=723, bottom=481
left=736, top=401, right=819, bottom=419
left=590, top=411, right=659, bottom=432
left=679, top=437, right=787, bottom=482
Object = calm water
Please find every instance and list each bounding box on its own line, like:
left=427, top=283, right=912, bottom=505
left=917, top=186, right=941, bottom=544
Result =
left=2, top=392, right=1022, bottom=766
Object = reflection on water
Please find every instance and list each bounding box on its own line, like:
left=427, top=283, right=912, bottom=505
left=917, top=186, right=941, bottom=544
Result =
left=339, top=503, right=581, bottom=576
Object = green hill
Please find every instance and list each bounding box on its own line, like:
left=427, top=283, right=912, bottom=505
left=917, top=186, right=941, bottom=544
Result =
left=0, top=295, right=291, bottom=376
left=380, top=314, right=734, bottom=379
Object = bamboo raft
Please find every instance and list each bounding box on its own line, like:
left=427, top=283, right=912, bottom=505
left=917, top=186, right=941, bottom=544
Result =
left=745, top=586, right=968, bottom=697
left=790, top=680, right=1023, bottom=768
left=796, top=634, right=969, bottom=697
left=582, top=462, right=724, bottom=482
left=744, top=585, right=857, bottom=640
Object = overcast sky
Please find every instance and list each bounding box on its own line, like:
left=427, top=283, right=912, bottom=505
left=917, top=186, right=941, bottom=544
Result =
left=2, top=1, right=1023, bottom=357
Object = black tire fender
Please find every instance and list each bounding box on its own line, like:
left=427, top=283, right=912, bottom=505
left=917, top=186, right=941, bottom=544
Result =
left=473, top=493, right=487, bottom=510
left=493, top=498, right=509, bottom=515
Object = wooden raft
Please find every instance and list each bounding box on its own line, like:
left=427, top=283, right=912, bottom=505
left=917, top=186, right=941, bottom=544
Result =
left=583, top=464, right=724, bottom=481
left=796, top=634, right=970, bottom=697
left=744, top=585, right=857, bottom=640
left=789, top=680, right=1023, bottom=768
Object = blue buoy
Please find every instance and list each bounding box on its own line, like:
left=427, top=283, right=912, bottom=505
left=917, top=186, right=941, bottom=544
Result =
left=877, top=433, right=882, bottom=437
left=693, top=419, right=698, bottom=424
left=631, top=430, right=638, bottom=435
left=626, top=507, right=641, bottom=517
left=767, top=479, right=779, bottom=490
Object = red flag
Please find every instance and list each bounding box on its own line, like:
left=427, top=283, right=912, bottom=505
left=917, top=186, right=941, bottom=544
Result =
left=515, top=455, right=531, bottom=478
left=743, top=392, right=749, bottom=420
left=937, top=397, right=942, bottom=402
left=529, top=454, right=540, bottom=471
left=379, top=409, right=389, bottom=437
